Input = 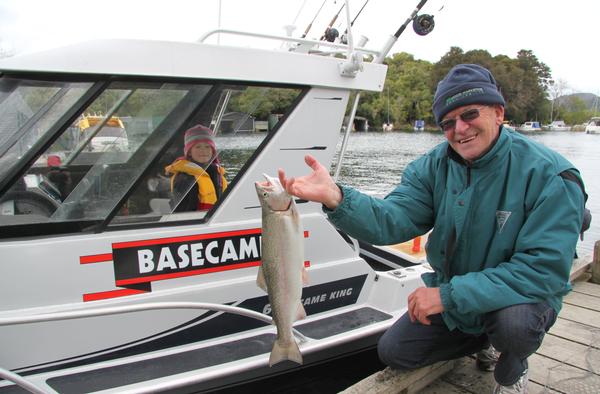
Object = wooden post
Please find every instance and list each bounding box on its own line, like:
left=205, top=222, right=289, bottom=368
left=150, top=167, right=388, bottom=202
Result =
left=591, top=240, right=600, bottom=284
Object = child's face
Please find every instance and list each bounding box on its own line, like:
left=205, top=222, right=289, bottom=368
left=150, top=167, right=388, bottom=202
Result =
left=190, top=142, right=213, bottom=164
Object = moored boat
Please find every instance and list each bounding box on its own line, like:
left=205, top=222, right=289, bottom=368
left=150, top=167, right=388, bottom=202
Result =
left=0, top=1, right=436, bottom=392
left=516, top=121, right=542, bottom=132
left=413, top=119, right=425, bottom=131
left=585, top=117, right=600, bottom=134
left=542, top=120, right=571, bottom=131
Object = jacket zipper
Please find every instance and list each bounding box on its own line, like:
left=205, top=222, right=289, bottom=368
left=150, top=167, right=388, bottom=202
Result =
left=443, top=164, right=471, bottom=280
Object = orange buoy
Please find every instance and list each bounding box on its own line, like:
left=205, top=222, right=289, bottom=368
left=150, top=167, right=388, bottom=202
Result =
left=411, top=236, right=421, bottom=253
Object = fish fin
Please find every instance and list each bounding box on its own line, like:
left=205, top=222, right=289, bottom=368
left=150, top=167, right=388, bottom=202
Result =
left=269, top=340, right=303, bottom=366
left=296, top=302, right=307, bottom=321
left=256, top=266, right=268, bottom=293
left=302, top=267, right=309, bottom=285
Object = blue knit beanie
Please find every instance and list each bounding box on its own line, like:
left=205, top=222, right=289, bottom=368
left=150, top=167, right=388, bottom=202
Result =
left=432, top=64, right=505, bottom=125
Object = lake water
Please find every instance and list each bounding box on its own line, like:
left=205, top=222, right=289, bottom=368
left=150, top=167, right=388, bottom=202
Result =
left=333, top=130, right=600, bottom=257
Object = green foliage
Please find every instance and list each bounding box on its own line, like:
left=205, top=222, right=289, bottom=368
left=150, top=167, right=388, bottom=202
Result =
left=562, top=97, right=595, bottom=125
left=358, top=52, right=433, bottom=127
left=358, top=46, right=570, bottom=129
left=229, top=87, right=300, bottom=119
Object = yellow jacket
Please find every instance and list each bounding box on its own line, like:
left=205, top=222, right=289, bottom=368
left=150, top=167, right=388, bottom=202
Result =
left=165, top=159, right=227, bottom=210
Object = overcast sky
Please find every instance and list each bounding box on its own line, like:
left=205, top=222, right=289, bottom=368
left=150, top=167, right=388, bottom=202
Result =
left=0, top=0, right=598, bottom=94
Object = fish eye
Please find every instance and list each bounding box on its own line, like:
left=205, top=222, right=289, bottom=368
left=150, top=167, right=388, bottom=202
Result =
left=263, top=192, right=268, bottom=197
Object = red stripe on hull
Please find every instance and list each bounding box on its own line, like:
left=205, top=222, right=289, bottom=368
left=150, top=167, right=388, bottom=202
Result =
left=80, top=253, right=113, bottom=264
left=83, top=288, right=148, bottom=302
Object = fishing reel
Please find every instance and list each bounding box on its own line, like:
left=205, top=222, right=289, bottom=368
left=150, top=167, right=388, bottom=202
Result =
left=323, top=27, right=340, bottom=43
left=413, top=14, right=435, bottom=36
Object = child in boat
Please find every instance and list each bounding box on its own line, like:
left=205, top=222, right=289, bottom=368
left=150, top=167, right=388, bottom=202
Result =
left=165, top=125, right=227, bottom=212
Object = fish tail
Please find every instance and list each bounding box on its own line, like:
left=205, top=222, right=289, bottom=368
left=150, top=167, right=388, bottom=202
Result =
left=269, top=339, right=303, bottom=366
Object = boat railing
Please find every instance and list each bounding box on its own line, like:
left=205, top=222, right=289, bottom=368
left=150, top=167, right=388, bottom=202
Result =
left=197, top=28, right=380, bottom=58
left=0, top=302, right=310, bottom=393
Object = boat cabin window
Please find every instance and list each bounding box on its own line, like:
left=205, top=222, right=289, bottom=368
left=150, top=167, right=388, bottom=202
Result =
left=0, top=75, right=302, bottom=237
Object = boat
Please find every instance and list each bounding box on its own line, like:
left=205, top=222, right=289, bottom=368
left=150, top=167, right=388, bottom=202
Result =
left=542, top=120, right=571, bottom=131
left=413, top=119, right=425, bottom=131
left=0, top=1, right=436, bottom=392
left=585, top=117, right=600, bottom=134
left=516, top=121, right=542, bottom=132
left=382, top=122, right=394, bottom=131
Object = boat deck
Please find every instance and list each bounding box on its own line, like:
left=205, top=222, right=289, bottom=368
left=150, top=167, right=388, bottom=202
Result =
left=342, top=246, right=600, bottom=394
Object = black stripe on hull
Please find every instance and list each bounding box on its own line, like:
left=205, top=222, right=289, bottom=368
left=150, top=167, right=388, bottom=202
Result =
left=12, top=275, right=368, bottom=377
left=41, top=307, right=391, bottom=394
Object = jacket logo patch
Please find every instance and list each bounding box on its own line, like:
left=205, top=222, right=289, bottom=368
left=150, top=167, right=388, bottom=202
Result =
left=496, top=211, right=511, bottom=234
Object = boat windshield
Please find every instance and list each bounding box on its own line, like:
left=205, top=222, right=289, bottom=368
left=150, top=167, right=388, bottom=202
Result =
left=0, top=75, right=302, bottom=236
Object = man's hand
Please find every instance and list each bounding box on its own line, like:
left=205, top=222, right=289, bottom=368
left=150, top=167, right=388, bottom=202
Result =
left=407, top=287, right=444, bottom=325
left=278, top=154, right=342, bottom=209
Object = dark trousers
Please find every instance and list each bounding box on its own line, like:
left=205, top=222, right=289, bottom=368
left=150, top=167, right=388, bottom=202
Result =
left=377, top=302, right=557, bottom=386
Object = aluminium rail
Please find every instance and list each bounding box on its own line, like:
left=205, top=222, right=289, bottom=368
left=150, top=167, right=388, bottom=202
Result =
left=0, top=302, right=310, bottom=393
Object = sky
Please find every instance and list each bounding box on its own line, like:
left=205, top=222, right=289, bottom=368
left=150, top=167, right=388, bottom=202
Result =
left=0, top=0, right=598, bottom=94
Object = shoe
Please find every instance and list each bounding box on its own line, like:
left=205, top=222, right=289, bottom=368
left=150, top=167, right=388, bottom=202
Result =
left=476, top=344, right=500, bottom=372
left=492, top=369, right=528, bottom=394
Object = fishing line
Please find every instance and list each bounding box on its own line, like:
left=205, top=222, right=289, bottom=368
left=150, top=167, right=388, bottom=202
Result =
left=291, top=0, right=309, bottom=26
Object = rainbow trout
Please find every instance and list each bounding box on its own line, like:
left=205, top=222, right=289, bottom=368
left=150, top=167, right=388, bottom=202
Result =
left=255, top=174, right=307, bottom=366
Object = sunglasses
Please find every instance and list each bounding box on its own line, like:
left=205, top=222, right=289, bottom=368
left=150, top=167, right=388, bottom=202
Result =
left=439, top=106, right=486, bottom=132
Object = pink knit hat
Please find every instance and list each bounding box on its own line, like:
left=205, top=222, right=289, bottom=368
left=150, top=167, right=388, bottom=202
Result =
left=183, top=124, right=218, bottom=163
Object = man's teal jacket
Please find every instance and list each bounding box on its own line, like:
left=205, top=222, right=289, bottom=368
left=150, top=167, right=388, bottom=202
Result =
left=327, top=127, right=585, bottom=333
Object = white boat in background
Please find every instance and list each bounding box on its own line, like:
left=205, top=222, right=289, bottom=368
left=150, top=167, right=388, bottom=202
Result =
left=542, top=120, right=571, bottom=131
left=585, top=117, right=600, bottom=134
left=413, top=119, right=425, bottom=131
left=517, top=121, right=542, bottom=132
left=0, top=1, right=436, bottom=392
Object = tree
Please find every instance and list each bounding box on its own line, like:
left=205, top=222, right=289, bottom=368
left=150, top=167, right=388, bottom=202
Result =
left=547, top=78, right=570, bottom=122
left=515, top=50, right=552, bottom=121
left=360, top=52, right=433, bottom=128
left=562, top=97, right=594, bottom=125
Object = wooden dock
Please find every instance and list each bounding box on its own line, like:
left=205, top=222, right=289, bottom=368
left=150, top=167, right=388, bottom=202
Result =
left=342, top=243, right=600, bottom=394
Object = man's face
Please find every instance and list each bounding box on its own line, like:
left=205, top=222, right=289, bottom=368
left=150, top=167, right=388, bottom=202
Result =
left=441, top=104, right=504, bottom=163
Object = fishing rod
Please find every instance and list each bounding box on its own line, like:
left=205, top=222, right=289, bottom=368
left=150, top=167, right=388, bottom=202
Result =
left=374, top=0, right=433, bottom=63
left=335, top=0, right=435, bottom=180
left=301, top=0, right=328, bottom=39
left=320, top=2, right=345, bottom=41
left=339, top=0, right=370, bottom=43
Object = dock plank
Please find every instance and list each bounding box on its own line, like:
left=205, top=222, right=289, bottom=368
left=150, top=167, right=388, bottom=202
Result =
left=339, top=360, right=456, bottom=394
left=428, top=357, right=559, bottom=394
left=441, top=357, right=494, bottom=393
left=419, top=379, right=471, bottom=393
left=557, top=303, right=600, bottom=328
left=564, top=291, right=600, bottom=311
left=549, top=318, right=600, bottom=348
left=572, top=281, right=600, bottom=298
left=537, top=333, right=600, bottom=372
left=528, top=353, right=600, bottom=393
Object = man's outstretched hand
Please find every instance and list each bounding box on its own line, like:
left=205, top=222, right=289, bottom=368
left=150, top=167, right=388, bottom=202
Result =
left=278, top=154, right=343, bottom=209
